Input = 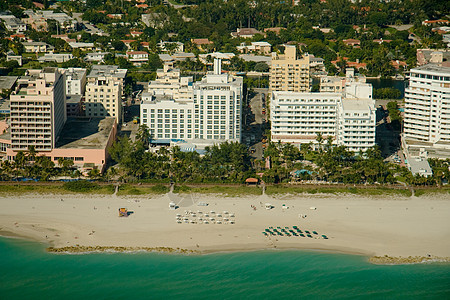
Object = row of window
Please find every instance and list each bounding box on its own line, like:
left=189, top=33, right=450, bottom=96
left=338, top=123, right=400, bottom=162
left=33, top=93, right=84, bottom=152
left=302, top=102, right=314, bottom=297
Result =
left=411, top=73, right=450, bottom=81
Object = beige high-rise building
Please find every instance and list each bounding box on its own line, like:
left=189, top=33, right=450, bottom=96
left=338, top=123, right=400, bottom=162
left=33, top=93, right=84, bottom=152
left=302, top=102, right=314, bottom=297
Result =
left=85, top=65, right=126, bottom=123
left=270, top=45, right=311, bottom=92
left=9, top=68, right=66, bottom=152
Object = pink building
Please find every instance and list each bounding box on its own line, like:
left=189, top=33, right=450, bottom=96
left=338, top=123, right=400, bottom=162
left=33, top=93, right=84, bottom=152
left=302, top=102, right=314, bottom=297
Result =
left=2, top=117, right=117, bottom=172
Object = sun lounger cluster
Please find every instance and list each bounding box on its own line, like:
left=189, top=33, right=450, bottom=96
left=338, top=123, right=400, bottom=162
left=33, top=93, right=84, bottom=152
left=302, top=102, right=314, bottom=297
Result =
left=176, top=210, right=235, bottom=225
left=262, top=226, right=328, bottom=239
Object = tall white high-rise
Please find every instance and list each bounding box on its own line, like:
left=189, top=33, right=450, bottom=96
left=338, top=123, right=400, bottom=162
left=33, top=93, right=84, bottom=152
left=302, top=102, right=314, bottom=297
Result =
left=404, top=64, right=450, bottom=148
left=337, top=99, right=376, bottom=152
left=141, top=59, right=243, bottom=144
left=193, top=61, right=243, bottom=142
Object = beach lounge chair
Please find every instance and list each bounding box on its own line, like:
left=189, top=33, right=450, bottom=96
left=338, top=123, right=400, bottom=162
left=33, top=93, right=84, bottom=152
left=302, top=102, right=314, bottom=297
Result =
left=313, top=231, right=318, bottom=235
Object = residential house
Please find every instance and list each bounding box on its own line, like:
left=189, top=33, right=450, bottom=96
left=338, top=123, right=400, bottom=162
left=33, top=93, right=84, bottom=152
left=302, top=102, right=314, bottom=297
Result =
left=126, top=51, right=149, bottom=66
left=85, top=52, right=110, bottom=63
left=343, top=39, right=361, bottom=47
left=22, top=41, right=54, bottom=53
left=68, top=42, right=95, bottom=51
left=231, top=28, right=264, bottom=39
left=1, top=17, right=27, bottom=33
left=120, top=40, right=137, bottom=49
left=191, top=38, right=213, bottom=50
left=158, top=41, right=184, bottom=53
left=38, top=53, right=73, bottom=63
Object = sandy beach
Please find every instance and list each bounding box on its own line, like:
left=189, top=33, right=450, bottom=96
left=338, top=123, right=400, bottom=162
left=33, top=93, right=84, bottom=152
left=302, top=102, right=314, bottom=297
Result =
left=1, top=192, right=449, bottom=261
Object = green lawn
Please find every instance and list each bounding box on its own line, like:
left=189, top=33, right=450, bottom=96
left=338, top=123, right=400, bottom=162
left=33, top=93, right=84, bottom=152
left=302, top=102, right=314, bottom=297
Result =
left=265, top=185, right=412, bottom=197
left=116, top=184, right=169, bottom=196
left=174, top=185, right=263, bottom=196
left=0, top=183, right=114, bottom=195
left=414, top=187, right=450, bottom=197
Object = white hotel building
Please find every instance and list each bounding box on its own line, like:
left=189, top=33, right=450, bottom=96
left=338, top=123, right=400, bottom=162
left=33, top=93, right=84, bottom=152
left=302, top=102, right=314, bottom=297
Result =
left=270, top=92, right=340, bottom=144
left=403, top=64, right=450, bottom=152
left=141, top=59, right=243, bottom=144
left=337, top=99, right=376, bottom=152
left=270, top=82, right=376, bottom=152
left=192, top=70, right=242, bottom=142
left=141, top=96, right=193, bottom=140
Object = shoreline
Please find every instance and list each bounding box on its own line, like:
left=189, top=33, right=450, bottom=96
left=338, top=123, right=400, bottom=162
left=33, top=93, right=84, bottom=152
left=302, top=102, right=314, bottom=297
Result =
left=2, top=234, right=449, bottom=266
left=1, top=193, right=449, bottom=265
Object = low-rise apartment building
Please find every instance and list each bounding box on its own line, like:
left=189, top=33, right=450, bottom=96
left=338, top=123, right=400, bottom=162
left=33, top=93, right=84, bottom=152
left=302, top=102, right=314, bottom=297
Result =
left=237, top=41, right=272, bottom=55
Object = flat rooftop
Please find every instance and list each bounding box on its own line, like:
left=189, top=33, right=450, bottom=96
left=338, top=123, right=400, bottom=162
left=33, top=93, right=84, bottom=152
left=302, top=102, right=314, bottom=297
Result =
left=408, top=157, right=432, bottom=176
left=0, top=131, right=10, bottom=141
left=0, top=100, right=10, bottom=113
left=66, top=94, right=82, bottom=104
left=87, top=65, right=127, bottom=79
left=0, top=76, right=18, bottom=90
left=413, top=64, right=450, bottom=75
left=342, top=99, right=374, bottom=110
left=56, top=117, right=115, bottom=149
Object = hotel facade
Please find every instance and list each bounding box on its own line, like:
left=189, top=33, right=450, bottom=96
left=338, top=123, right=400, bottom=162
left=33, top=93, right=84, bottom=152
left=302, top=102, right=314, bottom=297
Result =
left=403, top=64, right=450, bottom=152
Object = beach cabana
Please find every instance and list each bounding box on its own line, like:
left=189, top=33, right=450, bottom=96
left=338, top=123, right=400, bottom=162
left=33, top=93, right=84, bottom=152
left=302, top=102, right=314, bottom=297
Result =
left=245, top=178, right=259, bottom=185
left=118, top=208, right=128, bottom=217
left=265, top=203, right=273, bottom=210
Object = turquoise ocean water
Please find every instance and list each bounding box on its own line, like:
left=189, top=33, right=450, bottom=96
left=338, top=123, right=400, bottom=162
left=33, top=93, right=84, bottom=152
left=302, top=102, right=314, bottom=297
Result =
left=1, top=237, right=449, bottom=299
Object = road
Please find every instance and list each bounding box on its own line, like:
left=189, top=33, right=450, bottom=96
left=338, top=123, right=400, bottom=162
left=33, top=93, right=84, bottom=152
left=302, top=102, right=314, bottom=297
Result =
left=242, top=88, right=268, bottom=160
left=72, top=12, right=109, bottom=36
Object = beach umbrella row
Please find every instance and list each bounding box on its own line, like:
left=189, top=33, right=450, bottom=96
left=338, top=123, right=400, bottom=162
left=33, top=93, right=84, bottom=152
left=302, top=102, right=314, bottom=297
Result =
left=262, top=226, right=328, bottom=239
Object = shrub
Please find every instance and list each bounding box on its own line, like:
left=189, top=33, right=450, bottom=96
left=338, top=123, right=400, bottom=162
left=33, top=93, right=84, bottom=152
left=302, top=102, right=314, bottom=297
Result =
left=63, top=180, right=99, bottom=192
left=151, top=184, right=169, bottom=193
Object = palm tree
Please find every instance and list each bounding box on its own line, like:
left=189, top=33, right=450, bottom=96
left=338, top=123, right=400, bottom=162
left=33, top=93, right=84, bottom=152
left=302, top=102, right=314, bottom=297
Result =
left=325, top=136, right=334, bottom=153
left=14, top=151, right=27, bottom=177
left=27, top=145, right=37, bottom=162
left=88, top=168, right=100, bottom=180
left=316, top=133, right=324, bottom=152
